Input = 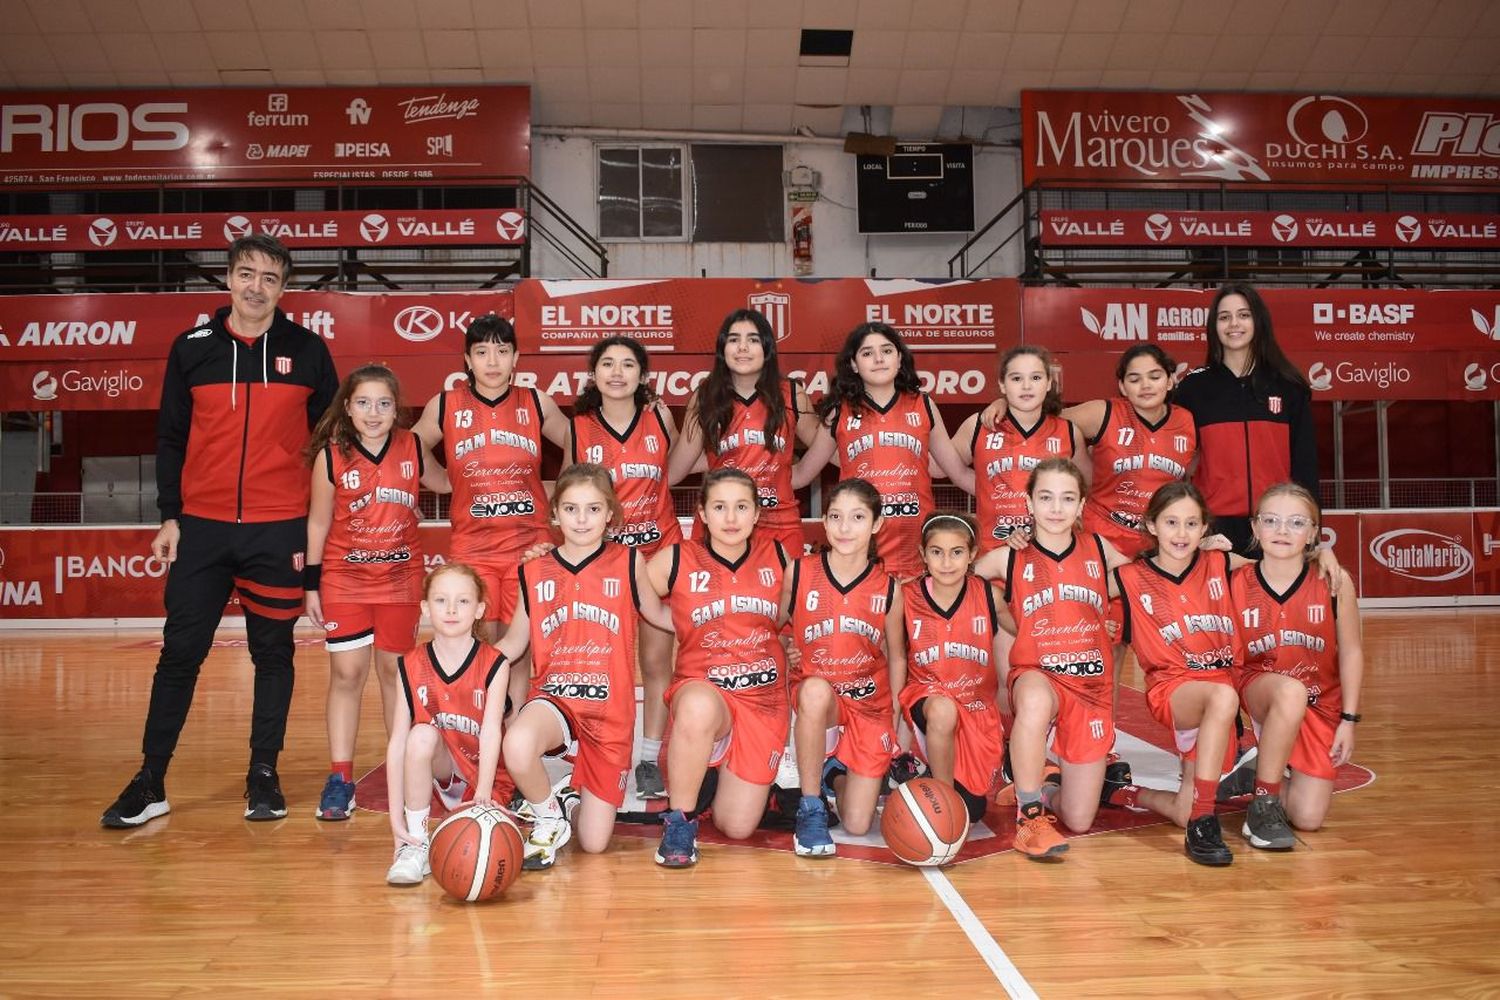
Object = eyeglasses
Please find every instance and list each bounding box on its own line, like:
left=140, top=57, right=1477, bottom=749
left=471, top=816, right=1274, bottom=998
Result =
left=351, top=398, right=396, bottom=414
left=1255, top=513, right=1314, bottom=533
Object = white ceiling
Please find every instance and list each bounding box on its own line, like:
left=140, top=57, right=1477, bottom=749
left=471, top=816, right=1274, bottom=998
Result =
left=1, top=0, right=1498, bottom=140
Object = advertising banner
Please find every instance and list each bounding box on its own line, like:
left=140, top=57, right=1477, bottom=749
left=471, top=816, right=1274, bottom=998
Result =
left=1038, top=209, right=1499, bottom=248
left=0, top=209, right=526, bottom=251
left=1358, top=510, right=1477, bottom=599
left=1022, top=90, right=1500, bottom=186
left=0, top=86, right=530, bottom=185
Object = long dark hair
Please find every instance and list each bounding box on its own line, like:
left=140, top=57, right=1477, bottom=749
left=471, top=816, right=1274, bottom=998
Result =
left=1115, top=343, right=1176, bottom=382
left=694, top=309, right=790, bottom=455
left=1205, top=284, right=1307, bottom=390
left=574, top=335, right=656, bottom=416
left=816, top=322, right=922, bottom=422
left=1000, top=344, right=1063, bottom=418
left=305, top=364, right=404, bottom=462
left=823, top=477, right=884, bottom=562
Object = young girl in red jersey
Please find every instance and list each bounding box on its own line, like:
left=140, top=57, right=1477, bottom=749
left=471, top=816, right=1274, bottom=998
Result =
left=1231, top=483, right=1363, bottom=848
left=784, top=477, right=906, bottom=857
left=666, top=310, right=819, bottom=555
left=647, top=468, right=791, bottom=868
left=972, top=458, right=1134, bottom=860
left=413, top=314, right=570, bottom=710
left=477, top=464, right=674, bottom=870
left=305, top=365, right=449, bottom=821
left=954, top=346, right=1087, bottom=552
left=900, top=511, right=1011, bottom=825
left=795, top=323, right=976, bottom=579
left=384, top=564, right=513, bottom=886
left=564, top=335, right=681, bottom=801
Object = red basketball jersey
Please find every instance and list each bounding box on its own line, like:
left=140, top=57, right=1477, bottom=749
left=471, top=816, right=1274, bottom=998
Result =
left=1115, top=551, right=1240, bottom=689
left=1082, top=400, right=1196, bottom=557
left=441, top=383, right=547, bottom=561
left=900, top=575, right=1000, bottom=714
left=705, top=383, right=799, bottom=532
left=1004, top=532, right=1114, bottom=693
left=670, top=537, right=788, bottom=712
left=1232, top=562, right=1342, bottom=721
left=788, top=552, right=897, bottom=718
left=521, top=542, right=640, bottom=748
left=972, top=411, right=1076, bottom=550
left=835, top=392, right=937, bottom=577
left=570, top=407, right=681, bottom=554
left=399, top=639, right=510, bottom=795
left=321, top=429, right=424, bottom=604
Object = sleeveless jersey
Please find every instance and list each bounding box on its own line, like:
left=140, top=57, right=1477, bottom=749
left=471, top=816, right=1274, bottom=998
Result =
left=1114, top=551, right=1240, bottom=689
left=321, top=429, right=423, bottom=604
left=1004, top=532, right=1113, bottom=693
left=521, top=542, right=639, bottom=747
left=570, top=407, right=681, bottom=553
left=1083, top=400, right=1197, bottom=557
left=705, top=383, right=799, bottom=535
left=670, top=537, right=788, bottom=712
left=972, top=411, right=1076, bottom=550
left=1232, top=562, right=1342, bottom=721
left=788, top=552, right=897, bottom=718
left=399, top=640, right=510, bottom=794
left=901, top=575, right=1000, bottom=715
left=441, top=383, right=548, bottom=562
left=835, top=392, right=936, bottom=577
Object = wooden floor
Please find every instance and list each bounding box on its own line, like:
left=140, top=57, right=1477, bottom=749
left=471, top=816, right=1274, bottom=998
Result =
left=3, top=610, right=1499, bottom=998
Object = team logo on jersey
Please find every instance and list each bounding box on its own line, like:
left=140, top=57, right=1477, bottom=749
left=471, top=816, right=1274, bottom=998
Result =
left=1090, top=718, right=1106, bottom=740
left=747, top=291, right=791, bottom=342
left=1139, top=593, right=1154, bottom=615
left=905, top=410, right=922, bottom=428
left=275, top=356, right=292, bottom=375
left=516, top=406, right=530, bottom=425
left=1045, top=436, right=1061, bottom=453
left=401, top=460, right=414, bottom=479
left=870, top=593, right=887, bottom=614
left=758, top=567, right=776, bottom=588
left=1085, top=560, right=1102, bottom=579
left=323, top=620, right=338, bottom=632
left=474, top=689, right=484, bottom=710
left=972, top=615, right=989, bottom=635
left=1268, top=396, right=1282, bottom=415
left=603, top=577, right=620, bottom=598
left=1174, top=434, right=1190, bottom=453
left=292, top=551, right=305, bottom=571
left=644, top=435, right=660, bottom=454
left=1307, top=604, right=1326, bottom=624
left=1208, top=577, right=1225, bottom=600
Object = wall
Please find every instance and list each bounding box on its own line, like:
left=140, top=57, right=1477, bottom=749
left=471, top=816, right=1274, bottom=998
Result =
left=529, top=133, right=1022, bottom=280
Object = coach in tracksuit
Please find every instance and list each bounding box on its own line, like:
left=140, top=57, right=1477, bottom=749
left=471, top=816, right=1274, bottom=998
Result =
left=102, top=234, right=338, bottom=828
left=1175, top=283, right=1319, bottom=555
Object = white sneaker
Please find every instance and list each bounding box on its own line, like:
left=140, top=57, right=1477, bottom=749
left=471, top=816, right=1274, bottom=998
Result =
left=386, top=843, right=430, bottom=885
left=435, top=775, right=469, bottom=811
left=522, top=815, right=572, bottom=870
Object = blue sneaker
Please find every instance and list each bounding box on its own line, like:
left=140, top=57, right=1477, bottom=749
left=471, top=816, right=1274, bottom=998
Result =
left=315, top=773, right=356, bottom=821
left=793, top=796, right=835, bottom=857
left=654, top=809, right=699, bottom=868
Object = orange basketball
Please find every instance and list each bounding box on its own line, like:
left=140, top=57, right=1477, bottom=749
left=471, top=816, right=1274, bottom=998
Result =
left=428, top=804, right=523, bottom=901
left=880, top=778, right=971, bottom=867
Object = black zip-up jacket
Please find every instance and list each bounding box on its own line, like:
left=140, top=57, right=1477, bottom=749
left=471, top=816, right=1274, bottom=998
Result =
left=157, top=306, right=337, bottom=523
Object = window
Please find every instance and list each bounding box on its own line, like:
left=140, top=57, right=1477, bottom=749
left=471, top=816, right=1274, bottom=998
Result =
left=597, top=145, right=686, bottom=240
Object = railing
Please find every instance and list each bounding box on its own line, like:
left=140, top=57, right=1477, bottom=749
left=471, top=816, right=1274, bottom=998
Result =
left=8, top=479, right=1497, bottom=527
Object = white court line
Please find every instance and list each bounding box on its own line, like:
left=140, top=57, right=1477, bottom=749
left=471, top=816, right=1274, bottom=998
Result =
left=922, top=867, right=1039, bottom=1000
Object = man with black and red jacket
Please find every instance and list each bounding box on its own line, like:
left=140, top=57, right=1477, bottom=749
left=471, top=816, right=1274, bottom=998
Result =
left=102, top=235, right=337, bottom=827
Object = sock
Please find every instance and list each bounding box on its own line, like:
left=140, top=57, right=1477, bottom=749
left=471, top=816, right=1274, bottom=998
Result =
left=1039, top=782, right=1060, bottom=811
left=528, top=795, right=562, bottom=820
left=142, top=755, right=170, bottom=783
left=1255, top=778, right=1282, bottom=798
left=640, top=738, right=662, bottom=765
left=332, top=760, right=353, bottom=783
left=404, top=806, right=430, bottom=841
left=1016, top=787, right=1043, bottom=818
left=249, top=749, right=278, bottom=771
left=1115, top=785, right=1142, bottom=809
left=1191, top=777, right=1217, bottom=820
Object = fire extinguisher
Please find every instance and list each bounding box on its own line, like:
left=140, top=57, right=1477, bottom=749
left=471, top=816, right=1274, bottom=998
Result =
left=792, top=205, right=813, bottom=276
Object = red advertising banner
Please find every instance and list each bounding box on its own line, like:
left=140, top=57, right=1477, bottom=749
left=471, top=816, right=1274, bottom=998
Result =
left=514, top=277, right=1021, bottom=355
left=0, top=209, right=526, bottom=251
left=1358, top=510, right=1477, bottom=599
left=1022, top=90, right=1500, bottom=187
left=0, top=86, right=530, bottom=186
left=1038, top=209, right=1499, bottom=248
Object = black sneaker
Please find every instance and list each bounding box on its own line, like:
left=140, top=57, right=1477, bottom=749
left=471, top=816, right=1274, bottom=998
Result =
left=1185, top=814, right=1233, bottom=867
left=1100, top=759, right=1133, bottom=807
left=244, top=764, right=288, bottom=821
left=101, top=769, right=170, bottom=828
left=885, top=751, right=925, bottom=793
left=1242, top=793, right=1296, bottom=850
left=1216, top=745, right=1258, bottom=802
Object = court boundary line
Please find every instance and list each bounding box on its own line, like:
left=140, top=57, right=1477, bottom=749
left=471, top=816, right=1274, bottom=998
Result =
left=922, top=867, right=1038, bottom=1000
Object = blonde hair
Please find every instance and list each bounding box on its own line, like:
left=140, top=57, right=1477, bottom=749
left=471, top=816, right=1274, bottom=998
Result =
left=1253, top=482, right=1322, bottom=557
left=422, top=562, right=488, bottom=639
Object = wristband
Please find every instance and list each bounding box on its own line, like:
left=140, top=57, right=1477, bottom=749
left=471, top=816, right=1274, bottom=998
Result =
left=1339, top=711, right=1361, bottom=724
left=303, top=564, right=322, bottom=591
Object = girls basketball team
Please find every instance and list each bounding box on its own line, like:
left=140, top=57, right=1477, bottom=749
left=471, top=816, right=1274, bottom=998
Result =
left=302, top=286, right=1363, bottom=880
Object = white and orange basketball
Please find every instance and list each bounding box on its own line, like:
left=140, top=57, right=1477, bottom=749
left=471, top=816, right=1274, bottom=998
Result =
left=880, top=777, right=970, bottom=867
left=428, top=804, right=523, bottom=902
